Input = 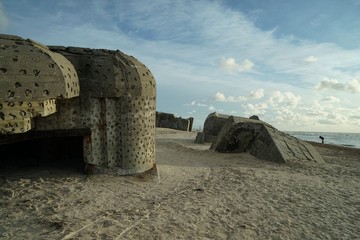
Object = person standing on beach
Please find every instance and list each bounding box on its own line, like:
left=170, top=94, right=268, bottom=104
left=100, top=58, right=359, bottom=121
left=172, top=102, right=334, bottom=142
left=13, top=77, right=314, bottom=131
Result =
left=319, top=136, right=324, bottom=144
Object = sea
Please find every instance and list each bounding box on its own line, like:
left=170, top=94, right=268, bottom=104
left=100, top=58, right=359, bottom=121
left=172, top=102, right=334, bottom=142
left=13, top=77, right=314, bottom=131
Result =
left=286, top=131, right=360, bottom=149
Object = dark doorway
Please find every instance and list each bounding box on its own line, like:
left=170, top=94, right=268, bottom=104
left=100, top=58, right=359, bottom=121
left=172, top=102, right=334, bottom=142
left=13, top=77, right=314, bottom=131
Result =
left=0, top=136, right=85, bottom=171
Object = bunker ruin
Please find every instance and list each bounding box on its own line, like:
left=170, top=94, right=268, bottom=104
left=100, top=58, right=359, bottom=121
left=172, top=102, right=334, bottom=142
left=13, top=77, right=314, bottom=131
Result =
left=156, top=111, right=194, bottom=131
left=0, top=34, right=156, bottom=175
left=211, top=116, right=324, bottom=164
left=201, top=112, right=232, bottom=143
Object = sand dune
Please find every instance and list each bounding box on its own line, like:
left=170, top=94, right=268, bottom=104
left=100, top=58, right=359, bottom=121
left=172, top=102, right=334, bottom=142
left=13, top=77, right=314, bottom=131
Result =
left=0, top=128, right=359, bottom=239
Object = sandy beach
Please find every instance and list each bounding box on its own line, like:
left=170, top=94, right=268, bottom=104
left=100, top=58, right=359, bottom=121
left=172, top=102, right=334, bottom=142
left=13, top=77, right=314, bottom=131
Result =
left=0, top=128, right=359, bottom=239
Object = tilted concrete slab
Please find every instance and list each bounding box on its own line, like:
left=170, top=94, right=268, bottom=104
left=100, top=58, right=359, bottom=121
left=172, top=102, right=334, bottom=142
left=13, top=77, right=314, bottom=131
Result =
left=211, top=116, right=324, bottom=164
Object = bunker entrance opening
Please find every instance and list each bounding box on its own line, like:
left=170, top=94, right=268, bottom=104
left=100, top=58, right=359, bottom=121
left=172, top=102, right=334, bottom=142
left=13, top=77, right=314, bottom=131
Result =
left=0, top=135, right=85, bottom=172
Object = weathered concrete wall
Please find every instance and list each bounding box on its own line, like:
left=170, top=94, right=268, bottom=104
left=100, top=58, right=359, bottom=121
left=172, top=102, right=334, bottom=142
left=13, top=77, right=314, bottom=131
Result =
left=202, top=112, right=231, bottom=142
left=156, top=111, right=193, bottom=131
left=211, top=116, right=324, bottom=164
left=0, top=34, right=79, bottom=134
left=38, top=47, right=156, bottom=175
left=0, top=34, right=156, bottom=175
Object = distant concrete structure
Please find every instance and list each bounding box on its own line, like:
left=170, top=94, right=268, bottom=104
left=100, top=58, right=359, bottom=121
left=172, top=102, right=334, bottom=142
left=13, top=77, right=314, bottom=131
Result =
left=0, top=34, right=156, bottom=175
left=200, top=112, right=263, bottom=143
left=211, top=116, right=324, bottom=164
left=156, top=111, right=193, bottom=131
left=202, top=112, right=232, bottom=143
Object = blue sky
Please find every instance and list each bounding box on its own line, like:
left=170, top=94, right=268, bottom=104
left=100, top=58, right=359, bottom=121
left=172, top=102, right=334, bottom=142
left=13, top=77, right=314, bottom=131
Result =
left=1, top=0, right=360, bottom=132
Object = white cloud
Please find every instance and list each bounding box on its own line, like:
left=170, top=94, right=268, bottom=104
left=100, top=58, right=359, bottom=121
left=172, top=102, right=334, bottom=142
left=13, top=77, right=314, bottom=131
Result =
left=214, top=92, right=226, bottom=102
left=315, top=78, right=345, bottom=91
left=0, top=3, right=9, bottom=31
left=347, top=78, right=360, bottom=93
left=197, top=103, right=208, bottom=107
left=243, top=102, right=268, bottom=115
left=315, top=77, right=360, bottom=93
left=238, top=96, right=247, bottom=101
left=206, top=104, right=223, bottom=113
left=208, top=105, right=216, bottom=111
left=220, top=57, right=254, bottom=72
left=350, top=115, right=360, bottom=120
left=187, top=100, right=208, bottom=107
left=318, top=112, right=347, bottom=125
left=284, top=92, right=301, bottom=106
left=270, top=100, right=360, bottom=132
left=214, top=92, right=247, bottom=102
left=304, top=55, right=318, bottom=63
left=268, top=91, right=285, bottom=104
left=248, top=88, right=264, bottom=99
left=213, top=89, right=264, bottom=103
left=226, top=96, right=237, bottom=102
left=268, top=91, right=301, bottom=106
left=273, top=106, right=334, bottom=130
left=320, top=96, right=340, bottom=103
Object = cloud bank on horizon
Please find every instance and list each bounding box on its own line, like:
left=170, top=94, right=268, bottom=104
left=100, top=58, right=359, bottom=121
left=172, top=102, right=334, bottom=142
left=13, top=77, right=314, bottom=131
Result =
left=1, top=0, right=360, bottom=132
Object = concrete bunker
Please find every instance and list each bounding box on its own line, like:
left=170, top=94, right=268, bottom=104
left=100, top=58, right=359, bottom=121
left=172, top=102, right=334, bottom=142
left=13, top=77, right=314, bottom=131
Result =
left=156, top=111, right=194, bottom=131
left=0, top=34, right=156, bottom=175
left=202, top=112, right=232, bottom=143
left=0, top=34, right=80, bottom=134
left=211, top=116, right=324, bottom=164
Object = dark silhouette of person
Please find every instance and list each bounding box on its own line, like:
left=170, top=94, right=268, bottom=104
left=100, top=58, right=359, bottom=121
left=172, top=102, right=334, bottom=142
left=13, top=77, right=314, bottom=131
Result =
left=319, top=136, right=324, bottom=144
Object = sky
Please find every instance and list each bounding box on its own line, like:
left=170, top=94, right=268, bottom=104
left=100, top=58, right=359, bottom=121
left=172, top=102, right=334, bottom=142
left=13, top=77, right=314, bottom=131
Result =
left=1, top=0, right=360, bottom=132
